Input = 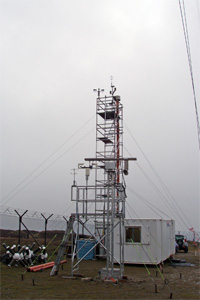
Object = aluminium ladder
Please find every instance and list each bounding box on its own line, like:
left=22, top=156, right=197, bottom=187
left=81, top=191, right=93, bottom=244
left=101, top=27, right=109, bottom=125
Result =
left=50, top=215, right=74, bottom=276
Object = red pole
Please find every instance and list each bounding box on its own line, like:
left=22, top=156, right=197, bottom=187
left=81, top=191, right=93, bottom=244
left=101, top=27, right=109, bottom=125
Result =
left=116, top=99, right=120, bottom=214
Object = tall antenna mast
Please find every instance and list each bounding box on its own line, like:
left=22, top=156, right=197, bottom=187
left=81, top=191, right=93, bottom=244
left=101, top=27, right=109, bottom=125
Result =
left=110, top=76, right=116, bottom=96
left=70, top=168, right=77, bottom=186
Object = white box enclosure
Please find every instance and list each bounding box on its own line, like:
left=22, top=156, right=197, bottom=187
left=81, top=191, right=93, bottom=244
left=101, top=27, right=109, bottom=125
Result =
left=114, top=218, right=175, bottom=265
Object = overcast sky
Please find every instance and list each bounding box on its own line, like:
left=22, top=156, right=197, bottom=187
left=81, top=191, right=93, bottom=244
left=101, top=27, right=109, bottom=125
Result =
left=1, top=0, right=200, bottom=233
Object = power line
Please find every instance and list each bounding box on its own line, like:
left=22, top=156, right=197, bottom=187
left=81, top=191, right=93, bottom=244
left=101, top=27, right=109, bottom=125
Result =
left=197, top=0, right=200, bottom=29
left=178, top=0, right=200, bottom=149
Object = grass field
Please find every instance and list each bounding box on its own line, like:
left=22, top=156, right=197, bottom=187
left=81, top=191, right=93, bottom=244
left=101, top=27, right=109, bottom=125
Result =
left=0, top=235, right=199, bottom=299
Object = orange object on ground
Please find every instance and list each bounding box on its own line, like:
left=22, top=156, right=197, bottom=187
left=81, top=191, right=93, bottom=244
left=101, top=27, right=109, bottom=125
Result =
left=28, top=260, right=67, bottom=272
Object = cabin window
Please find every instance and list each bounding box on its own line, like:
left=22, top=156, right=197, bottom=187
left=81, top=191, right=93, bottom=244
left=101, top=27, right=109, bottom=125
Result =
left=126, top=226, right=141, bottom=243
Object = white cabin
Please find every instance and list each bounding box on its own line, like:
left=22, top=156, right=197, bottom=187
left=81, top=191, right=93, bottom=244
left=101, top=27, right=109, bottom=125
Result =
left=113, top=218, right=175, bottom=265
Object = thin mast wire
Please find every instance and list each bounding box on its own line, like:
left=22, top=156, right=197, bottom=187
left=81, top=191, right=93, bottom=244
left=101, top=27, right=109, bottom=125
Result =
left=2, top=114, right=95, bottom=202
left=127, top=186, right=172, bottom=219
left=124, top=124, right=195, bottom=230
left=1, top=127, right=95, bottom=206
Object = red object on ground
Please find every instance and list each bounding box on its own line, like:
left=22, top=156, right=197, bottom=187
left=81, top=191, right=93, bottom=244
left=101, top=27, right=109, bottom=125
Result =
left=28, top=260, right=67, bottom=272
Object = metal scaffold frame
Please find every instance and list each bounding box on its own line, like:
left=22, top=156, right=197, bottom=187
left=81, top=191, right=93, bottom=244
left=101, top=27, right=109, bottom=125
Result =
left=51, top=84, right=136, bottom=279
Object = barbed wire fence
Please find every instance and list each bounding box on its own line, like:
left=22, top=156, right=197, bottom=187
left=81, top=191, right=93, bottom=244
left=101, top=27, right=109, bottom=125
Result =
left=0, top=205, right=69, bottom=232
left=0, top=205, right=199, bottom=243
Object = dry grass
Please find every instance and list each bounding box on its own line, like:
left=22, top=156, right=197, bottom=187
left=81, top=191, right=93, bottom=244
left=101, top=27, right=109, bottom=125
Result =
left=0, top=236, right=199, bottom=299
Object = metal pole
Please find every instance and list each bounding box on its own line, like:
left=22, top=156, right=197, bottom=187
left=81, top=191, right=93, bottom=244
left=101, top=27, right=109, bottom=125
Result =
left=111, top=172, right=115, bottom=276
left=116, top=97, right=120, bottom=214
left=119, top=217, right=122, bottom=276
left=41, top=214, right=53, bottom=246
left=86, top=177, right=88, bottom=224
left=106, top=172, right=110, bottom=276
left=71, top=227, right=74, bottom=277
left=19, top=217, right=21, bottom=245
left=63, top=216, right=68, bottom=223
left=15, top=210, right=28, bottom=245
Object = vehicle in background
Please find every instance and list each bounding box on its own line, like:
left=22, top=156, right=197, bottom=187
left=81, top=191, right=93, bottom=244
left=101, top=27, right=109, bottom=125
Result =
left=175, top=234, right=188, bottom=253
left=175, top=241, right=179, bottom=253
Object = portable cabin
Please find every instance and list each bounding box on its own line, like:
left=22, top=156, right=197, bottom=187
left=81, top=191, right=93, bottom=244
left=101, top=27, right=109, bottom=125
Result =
left=114, top=218, right=175, bottom=265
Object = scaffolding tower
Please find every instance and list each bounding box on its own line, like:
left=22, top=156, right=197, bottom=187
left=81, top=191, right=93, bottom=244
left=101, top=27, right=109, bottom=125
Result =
left=51, top=84, right=136, bottom=279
